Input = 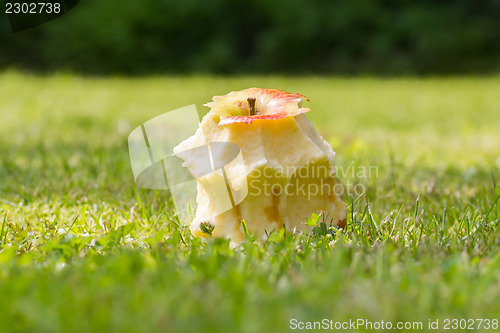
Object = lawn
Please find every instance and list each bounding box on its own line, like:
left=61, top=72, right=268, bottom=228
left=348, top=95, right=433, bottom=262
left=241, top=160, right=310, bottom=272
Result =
left=0, top=72, right=499, bottom=332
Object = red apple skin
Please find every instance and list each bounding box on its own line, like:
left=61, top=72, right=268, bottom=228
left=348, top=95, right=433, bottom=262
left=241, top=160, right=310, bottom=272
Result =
left=218, top=109, right=311, bottom=126
left=253, top=88, right=309, bottom=102
left=205, top=88, right=311, bottom=126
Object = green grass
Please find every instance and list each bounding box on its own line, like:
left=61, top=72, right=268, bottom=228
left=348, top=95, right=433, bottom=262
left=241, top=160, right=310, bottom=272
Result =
left=0, top=72, right=499, bottom=332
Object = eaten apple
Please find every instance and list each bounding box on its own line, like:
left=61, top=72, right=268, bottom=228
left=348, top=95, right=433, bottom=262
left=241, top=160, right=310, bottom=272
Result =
left=173, top=88, right=347, bottom=244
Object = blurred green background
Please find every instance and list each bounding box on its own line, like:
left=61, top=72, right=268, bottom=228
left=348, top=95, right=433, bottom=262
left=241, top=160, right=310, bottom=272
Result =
left=1, top=0, right=500, bottom=75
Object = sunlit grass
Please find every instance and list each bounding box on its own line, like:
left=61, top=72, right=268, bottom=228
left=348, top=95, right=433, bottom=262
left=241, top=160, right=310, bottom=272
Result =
left=0, top=72, right=499, bottom=332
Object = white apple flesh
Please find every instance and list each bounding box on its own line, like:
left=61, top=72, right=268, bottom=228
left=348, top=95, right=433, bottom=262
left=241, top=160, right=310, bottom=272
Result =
left=174, top=88, right=347, bottom=244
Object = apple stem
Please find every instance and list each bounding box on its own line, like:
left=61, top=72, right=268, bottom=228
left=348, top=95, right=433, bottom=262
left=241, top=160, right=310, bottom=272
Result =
left=247, top=98, right=257, bottom=116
